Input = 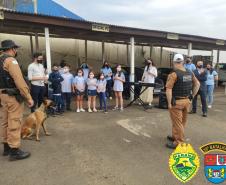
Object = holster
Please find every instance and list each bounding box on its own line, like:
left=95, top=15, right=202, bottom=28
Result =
left=2, top=88, right=25, bottom=103
left=171, top=97, right=176, bottom=106
left=188, top=94, right=193, bottom=101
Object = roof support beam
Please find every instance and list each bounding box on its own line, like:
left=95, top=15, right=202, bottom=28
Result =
left=188, top=42, right=192, bottom=56
left=30, top=35, right=34, bottom=57
left=102, top=41, right=105, bottom=64
left=35, top=32, right=39, bottom=51
left=130, top=37, right=135, bottom=101
left=160, top=47, right=163, bottom=67
left=44, top=27, right=52, bottom=73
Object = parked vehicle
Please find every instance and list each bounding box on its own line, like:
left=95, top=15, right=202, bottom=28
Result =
left=215, top=63, right=226, bottom=85
left=157, top=67, right=173, bottom=87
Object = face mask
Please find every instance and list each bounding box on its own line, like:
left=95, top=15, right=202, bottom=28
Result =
left=37, top=60, right=43, bottom=64
left=147, top=60, right=152, bottom=64
left=105, top=64, right=108, bottom=67
left=89, top=74, right=94, bottom=78
left=13, top=49, right=18, bottom=58
left=82, top=64, right=87, bottom=68
left=186, top=59, right=191, bottom=63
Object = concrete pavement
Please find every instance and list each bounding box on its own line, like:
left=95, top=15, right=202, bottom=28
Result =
left=0, top=88, right=226, bottom=185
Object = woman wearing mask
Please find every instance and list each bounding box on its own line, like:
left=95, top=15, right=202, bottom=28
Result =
left=191, top=61, right=207, bottom=117
left=101, top=61, right=113, bottom=100
left=206, top=63, right=218, bottom=108
left=140, top=58, right=157, bottom=106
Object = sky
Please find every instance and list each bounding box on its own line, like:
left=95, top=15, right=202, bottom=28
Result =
left=54, top=0, right=226, bottom=40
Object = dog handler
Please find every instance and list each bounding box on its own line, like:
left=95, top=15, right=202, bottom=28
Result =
left=0, top=40, right=34, bottom=160
left=165, top=54, right=200, bottom=149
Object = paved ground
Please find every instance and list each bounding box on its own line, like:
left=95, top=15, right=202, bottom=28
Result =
left=0, top=87, right=226, bottom=185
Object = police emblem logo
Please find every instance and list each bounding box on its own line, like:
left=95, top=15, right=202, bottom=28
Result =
left=183, top=75, right=192, bottom=82
left=200, top=142, right=226, bottom=184
left=169, top=143, right=200, bottom=183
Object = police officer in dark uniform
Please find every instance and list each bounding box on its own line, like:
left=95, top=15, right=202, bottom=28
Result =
left=165, top=54, right=200, bottom=149
left=0, top=40, right=34, bottom=160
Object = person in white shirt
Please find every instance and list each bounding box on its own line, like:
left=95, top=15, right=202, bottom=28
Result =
left=28, top=52, right=48, bottom=112
left=140, top=58, right=158, bottom=106
left=61, top=65, right=74, bottom=111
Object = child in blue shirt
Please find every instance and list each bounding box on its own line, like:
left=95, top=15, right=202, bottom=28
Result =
left=87, top=71, right=97, bottom=113
left=73, top=68, right=86, bottom=112
left=101, top=61, right=113, bottom=99
left=61, top=64, right=74, bottom=111
left=97, top=73, right=108, bottom=113
left=113, top=64, right=125, bottom=111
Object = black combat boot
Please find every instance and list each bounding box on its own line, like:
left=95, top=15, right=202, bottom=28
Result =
left=3, top=143, right=11, bottom=156
left=9, top=148, right=31, bottom=161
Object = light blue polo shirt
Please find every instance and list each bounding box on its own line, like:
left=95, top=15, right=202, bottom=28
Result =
left=87, top=78, right=97, bottom=90
left=101, top=67, right=112, bottom=81
left=184, top=63, right=196, bottom=72
left=206, top=70, right=218, bottom=86
left=73, top=76, right=86, bottom=92
left=61, top=73, right=74, bottom=93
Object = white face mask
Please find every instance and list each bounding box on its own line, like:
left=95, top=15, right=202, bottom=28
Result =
left=147, top=60, right=152, bottom=64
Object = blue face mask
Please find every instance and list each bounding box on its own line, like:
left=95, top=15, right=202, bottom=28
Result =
left=82, top=64, right=87, bottom=68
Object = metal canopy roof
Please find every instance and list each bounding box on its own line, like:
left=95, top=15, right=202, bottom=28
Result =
left=15, top=0, right=84, bottom=20
left=0, top=9, right=226, bottom=51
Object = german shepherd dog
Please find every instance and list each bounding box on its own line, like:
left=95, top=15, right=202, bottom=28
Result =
left=21, top=99, right=54, bottom=141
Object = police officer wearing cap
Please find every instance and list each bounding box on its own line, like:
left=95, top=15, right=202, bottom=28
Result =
left=0, top=40, right=34, bottom=160
left=165, top=54, right=200, bottom=149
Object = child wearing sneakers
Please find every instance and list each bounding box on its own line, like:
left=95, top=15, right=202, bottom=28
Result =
left=113, top=64, right=125, bottom=111
left=97, top=73, right=108, bottom=113
left=73, top=68, right=86, bottom=112
left=86, top=71, right=97, bottom=113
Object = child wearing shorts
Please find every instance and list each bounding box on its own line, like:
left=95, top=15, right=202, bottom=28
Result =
left=86, top=71, right=97, bottom=113
left=113, top=64, right=125, bottom=111
left=73, top=68, right=86, bottom=112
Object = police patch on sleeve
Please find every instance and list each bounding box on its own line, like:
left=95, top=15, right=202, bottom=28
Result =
left=12, top=60, right=18, bottom=64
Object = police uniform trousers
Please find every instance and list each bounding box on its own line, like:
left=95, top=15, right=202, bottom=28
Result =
left=0, top=93, right=23, bottom=148
left=169, top=98, right=191, bottom=145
